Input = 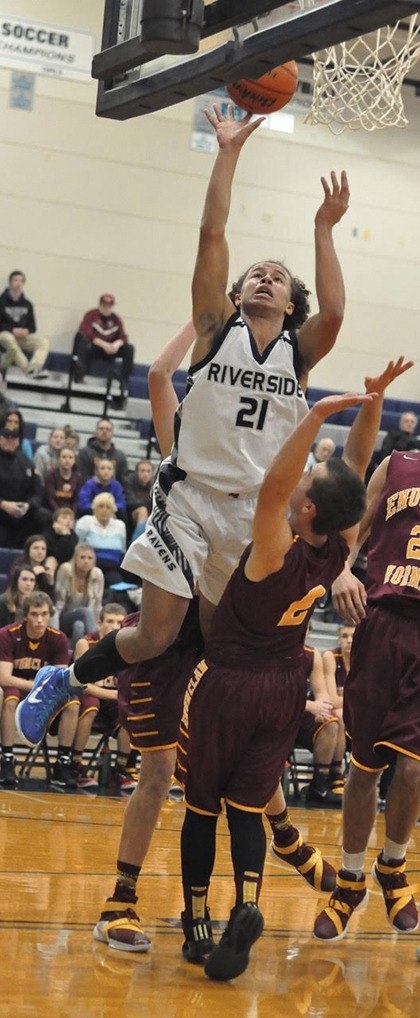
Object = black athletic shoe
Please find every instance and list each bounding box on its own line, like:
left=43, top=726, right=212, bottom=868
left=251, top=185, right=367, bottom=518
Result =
left=204, top=903, right=264, bottom=982
left=181, top=910, right=214, bottom=964
left=0, top=756, right=18, bottom=787
left=50, top=759, right=78, bottom=789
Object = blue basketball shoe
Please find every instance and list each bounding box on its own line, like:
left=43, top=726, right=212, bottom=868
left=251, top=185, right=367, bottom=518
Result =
left=15, top=666, right=71, bottom=747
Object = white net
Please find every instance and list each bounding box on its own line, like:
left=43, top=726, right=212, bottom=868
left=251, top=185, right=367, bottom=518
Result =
left=305, top=14, right=420, bottom=133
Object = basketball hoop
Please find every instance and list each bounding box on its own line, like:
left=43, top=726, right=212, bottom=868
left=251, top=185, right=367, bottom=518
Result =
left=306, top=14, right=420, bottom=133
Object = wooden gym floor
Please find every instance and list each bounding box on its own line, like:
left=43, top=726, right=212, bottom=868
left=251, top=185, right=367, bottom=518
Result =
left=0, top=789, right=419, bottom=1017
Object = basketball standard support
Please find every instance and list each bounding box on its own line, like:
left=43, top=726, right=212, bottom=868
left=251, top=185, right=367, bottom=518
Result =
left=94, top=0, right=420, bottom=120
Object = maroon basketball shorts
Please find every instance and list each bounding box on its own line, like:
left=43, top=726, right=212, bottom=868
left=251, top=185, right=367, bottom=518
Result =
left=344, top=604, right=420, bottom=770
left=176, top=657, right=307, bottom=815
left=79, top=692, right=119, bottom=734
left=295, top=710, right=338, bottom=751
left=118, top=645, right=199, bottom=753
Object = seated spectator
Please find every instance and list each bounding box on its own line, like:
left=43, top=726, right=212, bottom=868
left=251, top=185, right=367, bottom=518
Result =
left=73, top=294, right=134, bottom=401
left=0, top=566, right=36, bottom=627
left=125, top=458, right=154, bottom=537
left=1, top=408, right=33, bottom=460
left=0, top=417, right=49, bottom=548
left=0, top=591, right=79, bottom=788
left=78, top=419, right=128, bottom=484
left=63, top=425, right=79, bottom=453
left=44, top=446, right=83, bottom=514
left=44, top=507, right=79, bottom=566
left=305, top=436, right=336, bottom=473
left=293, top=644, right=346, bottom=806
left=0, top=270, right=49, bottom=379
left=380, top=410, right=420, bottom=459
left=54, top=544, right=104, bottom=649
left=71, top=603, right=137, bottom=793
left=323, top=624, right=355, bottom=722
left=75, top=493, right=127, bottom=589
left=78, top=456, right=126, bottom=519
left=34, top=427, right=66, bottom=482
left=13, top=533, right=56, bottom=599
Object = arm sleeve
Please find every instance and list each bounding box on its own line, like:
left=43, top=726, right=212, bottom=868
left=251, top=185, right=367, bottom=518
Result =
left=114, top=313, right=128, bottom=343
left=112, top=480, right=127, bottom=511
left=27, top=300, right=36, bottom=334
left=0, top=628, right=13, bottom=662
left=78, top=479, right=95, bottom=513
left=78, top=310, right=96, bottom=341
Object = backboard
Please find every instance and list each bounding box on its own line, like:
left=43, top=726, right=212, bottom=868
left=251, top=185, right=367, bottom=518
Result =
left=94, top=0, right=420, bottom=120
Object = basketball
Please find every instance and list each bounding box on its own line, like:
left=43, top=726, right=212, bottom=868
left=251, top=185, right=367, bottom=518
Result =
left=227, top=61, right=298, bottom=115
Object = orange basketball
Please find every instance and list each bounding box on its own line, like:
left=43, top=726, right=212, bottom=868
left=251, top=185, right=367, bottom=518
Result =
left=227, top=61, right=298, bottom=115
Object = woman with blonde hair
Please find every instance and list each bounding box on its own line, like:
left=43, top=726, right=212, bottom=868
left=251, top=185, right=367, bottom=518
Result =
left=54, top=543, right=104, bottom=648
left=75, top=492, right=126, bottom=588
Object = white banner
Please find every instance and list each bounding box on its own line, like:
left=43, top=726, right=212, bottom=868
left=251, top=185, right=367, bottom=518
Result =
left=0, top=15, right=95, bottom=82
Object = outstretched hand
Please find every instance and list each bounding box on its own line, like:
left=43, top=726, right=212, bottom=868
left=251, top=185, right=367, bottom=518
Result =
left=364, top=356, right=414, bottom=395
left=315, top=171, right=350, bottom=228
left=312, top=391, right=377, bottom=423
left=204, top=102, right=265, bottom=150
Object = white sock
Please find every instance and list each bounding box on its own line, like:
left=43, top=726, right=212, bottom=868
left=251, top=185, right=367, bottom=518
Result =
left=342, top=851, right=366, bottom=877
left=68, top=663, right=86, bottom=690
left=382, top=837, right=408, bottom=863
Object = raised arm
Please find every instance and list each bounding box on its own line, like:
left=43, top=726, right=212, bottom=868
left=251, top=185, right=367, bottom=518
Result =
left=343, top=357, right=414, bottom=479
left=246, top=392, right=373, bottom=582
left=296, top=172, right=349, bottom=378
left=192, top=104, right=264, bottom=363
left=148, top=320, right=196, bottom=458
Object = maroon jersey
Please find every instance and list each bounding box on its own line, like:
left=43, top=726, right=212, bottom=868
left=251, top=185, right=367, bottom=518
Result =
left=366, top=451, right=420, bottom=617
left=0, top=622, right=68, bottom=679
left=207, top=534, right=348, bottom=669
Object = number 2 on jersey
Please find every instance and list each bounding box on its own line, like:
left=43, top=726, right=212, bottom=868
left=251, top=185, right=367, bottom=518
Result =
left=236, top=396, right=269, bottom=431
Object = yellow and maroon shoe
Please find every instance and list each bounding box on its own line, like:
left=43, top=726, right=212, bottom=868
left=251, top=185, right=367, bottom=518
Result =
left=270, top=833, right=336, bottom=892
left=314, top=869, right=367, bottom=941
left=372, top=853, right=418, bottom=932
left=93, top=898, right=151, bottom=952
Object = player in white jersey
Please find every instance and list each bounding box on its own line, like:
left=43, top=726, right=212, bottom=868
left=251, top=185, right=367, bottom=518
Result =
left=26, top=105, right=350, bottom=693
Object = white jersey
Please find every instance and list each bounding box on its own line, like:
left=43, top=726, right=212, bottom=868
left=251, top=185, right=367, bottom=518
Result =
left=172, top=312, right=308, bottom=494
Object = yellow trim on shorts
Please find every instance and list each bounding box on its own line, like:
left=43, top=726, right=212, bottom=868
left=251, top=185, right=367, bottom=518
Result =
left=130, top=697, right=153, bottom=704
left=79, top=705, right=99, bottom=721
left=140, top=741, right=178, bottom=752
left=179, top=725, right=189, bottom=740
left=129, top=712, right=155, bottom=721
left=225, top=797, right=265, bottom=813
left=350, top=753, right=385, bottom=773
left=131, top=730, right=159, bottom=738
left=185, top=800, right=219, bottom=817
left=130, top=681, right=151, bottom=687
left=3, top=693, right=20, bottom=703
left=177, top=759, right=187, bottom=774
left=177, top=741, right=187, bottom=756
left=374, top=740, right=420, bottom=763
left=313, top=716, right=339, bottom=739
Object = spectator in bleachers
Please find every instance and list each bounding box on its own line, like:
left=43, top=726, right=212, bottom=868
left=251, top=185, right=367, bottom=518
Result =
left=75, top=493, right=127, bottom=590
left=72, top=294, right=134, bottom=398
left=0, top=270, right=49, bottom=379
left=1, top=408, right=33, bottom=461
left=77, top=456, right=126, bottom=519
left=0, top=566, right=36, bottom=627
left=0, top=416, right=48, bottom=548
left=78, top=419, right=128, bottom=484
left=294, top=644, right=346, bottom=805
left=44, top=446, right=83, bottom=515
left=14, top=534, right=56, bottom=599
left=305, top=435, right=336, bottom=473
left=63, top=425, right=79, bottom=452
left=71, top=603, right=137, bottom=793
left=0, top=591, right=79, bottom=788
left=54, top=544, right=104, bottom=649
left=379, top=409, right=420, bottom=460
left=34, top=427, right=66, bottom=482
left=125, top=458, right=154, bottom=538
left=43, top=507, right=79, bottom=566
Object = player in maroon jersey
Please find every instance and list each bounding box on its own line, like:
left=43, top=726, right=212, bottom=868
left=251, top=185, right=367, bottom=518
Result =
left=0, top=591, right=77, bottom=788
left=176, top=358, right=412, bottom=982
left=314, top=448, right=420, bottom=942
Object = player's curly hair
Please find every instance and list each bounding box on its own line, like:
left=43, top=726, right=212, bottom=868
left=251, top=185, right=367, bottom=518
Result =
left=308, top=458, right=367, bottom=536
left=228, top=260, right=311, bottom=329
